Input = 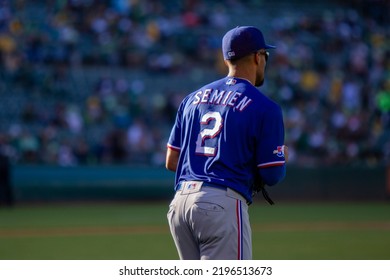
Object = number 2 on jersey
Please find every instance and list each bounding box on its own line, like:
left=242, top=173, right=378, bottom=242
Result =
left=195, top=111, right=223, bottom=156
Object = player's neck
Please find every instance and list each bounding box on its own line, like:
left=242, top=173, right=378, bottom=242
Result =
left=228, top=64, right=256, bottom=85
left=226, top=75, right=252, bottom=85
left=227, top=66, right=256, bottom=86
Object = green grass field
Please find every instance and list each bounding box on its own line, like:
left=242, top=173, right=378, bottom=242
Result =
left=0, top=201, right=389, bottom=260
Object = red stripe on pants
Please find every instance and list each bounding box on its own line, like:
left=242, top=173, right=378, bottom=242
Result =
left=236, top=200, right=242, bottom=260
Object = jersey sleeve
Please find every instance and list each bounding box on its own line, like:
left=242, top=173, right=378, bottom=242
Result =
left=256, top=103, right=286, bottom=185
left=167, top=101, right=184, bottom=152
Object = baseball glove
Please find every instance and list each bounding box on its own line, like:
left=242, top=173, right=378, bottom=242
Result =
left=252, top=173, right=275, bottom=205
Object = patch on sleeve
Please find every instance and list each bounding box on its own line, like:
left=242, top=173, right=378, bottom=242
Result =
left=273, top=145, right=285, bottom=157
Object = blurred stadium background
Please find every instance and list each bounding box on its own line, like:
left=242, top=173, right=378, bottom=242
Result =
left=0, top=0, right=390, bottom=260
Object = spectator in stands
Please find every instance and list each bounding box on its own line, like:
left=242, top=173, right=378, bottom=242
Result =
left=0, top=0, right=388, bottom=167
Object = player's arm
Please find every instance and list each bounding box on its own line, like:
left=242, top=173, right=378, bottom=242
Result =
left=166, top=99, right=186, bottom=172
left=166, top=145, right=180, bottom=172
left=259, top=145, right=288, bottom=186
left=258, top=163, right=285, bottom=186
left=256, top=104, right=287, bottom=186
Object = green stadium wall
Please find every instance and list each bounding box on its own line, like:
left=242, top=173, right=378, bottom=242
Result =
left=9, top=165, right=388, bottom=203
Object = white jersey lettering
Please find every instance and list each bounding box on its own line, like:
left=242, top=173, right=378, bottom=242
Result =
left=235, top=96, right=253, bottom=111
left=228, top=91, right=242, bottom=107
left=193, top=90, right=203, bottom=104
left=193, top=89, right=252, bottom=111
left=209, top=90, right=225, bottom=105
left=201, top=88, right=212, bottom=104
left=222, top=91, right=233, bottom=105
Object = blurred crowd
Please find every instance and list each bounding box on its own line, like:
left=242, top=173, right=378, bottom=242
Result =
left=0, top=0, right=389, bottom=167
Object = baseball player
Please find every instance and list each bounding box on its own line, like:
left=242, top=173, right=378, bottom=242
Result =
left=166, top=26, right=288, bottom=260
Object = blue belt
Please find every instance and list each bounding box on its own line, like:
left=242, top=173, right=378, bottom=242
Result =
left=177, top=181, right=252, bottom=205
left=177, top=181, right=227, bottom=191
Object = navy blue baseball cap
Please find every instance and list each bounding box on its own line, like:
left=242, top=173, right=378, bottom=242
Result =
left=222, top=26, right=276, bottom=60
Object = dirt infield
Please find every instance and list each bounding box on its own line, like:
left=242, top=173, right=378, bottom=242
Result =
left=1, top=221, right=389, bottom=238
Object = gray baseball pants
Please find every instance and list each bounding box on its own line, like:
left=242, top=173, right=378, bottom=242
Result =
left=167, top=181, right=252, bottom=260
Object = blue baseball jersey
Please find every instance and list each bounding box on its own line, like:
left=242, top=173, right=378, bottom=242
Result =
left=167, top=77, right=286, bottom=203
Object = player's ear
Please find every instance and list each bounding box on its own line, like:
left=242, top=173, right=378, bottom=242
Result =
left=254, top=52, right=260, bottom=65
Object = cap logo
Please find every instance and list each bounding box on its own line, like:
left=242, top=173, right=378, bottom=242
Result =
left=227, top=51, right=235, bottom=57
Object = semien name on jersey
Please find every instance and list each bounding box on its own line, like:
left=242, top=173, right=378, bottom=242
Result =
left=192, top=89, right=252, bottom=112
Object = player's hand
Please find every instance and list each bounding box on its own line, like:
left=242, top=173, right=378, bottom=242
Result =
left=283, top=145, right=289, bottom=163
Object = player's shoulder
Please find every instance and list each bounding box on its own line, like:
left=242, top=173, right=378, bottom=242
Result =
left=256, top=90, right=282, bottom=112
left=223, top=77, right=279, bottom=107
left=200, top=77, right=227, bottom=91
left=241, top=83, right=281, bottom=114
left=183, top=77, right=226, bottom=103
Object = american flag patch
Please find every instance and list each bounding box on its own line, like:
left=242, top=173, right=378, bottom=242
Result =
left=226, top=78, right=237, bottom=85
